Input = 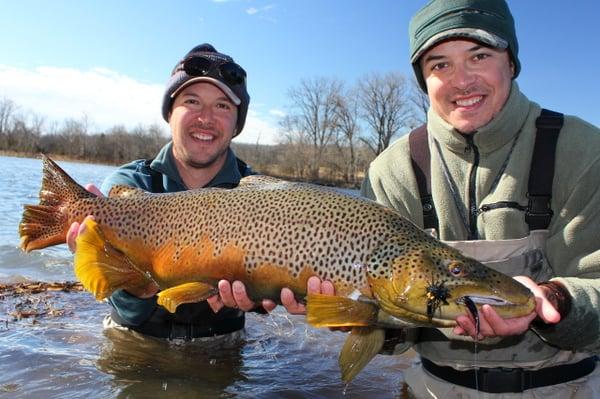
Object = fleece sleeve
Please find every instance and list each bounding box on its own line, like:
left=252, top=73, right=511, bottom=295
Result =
left=535, top=131, right=600, bottom=353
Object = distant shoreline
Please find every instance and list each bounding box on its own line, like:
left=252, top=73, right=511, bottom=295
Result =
left=0, top=150, right=359, bottom=188
left=0, top=150, right=119, bottom=166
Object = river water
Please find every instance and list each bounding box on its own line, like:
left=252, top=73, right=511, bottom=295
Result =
left=0, top=155, right=414, bottom=398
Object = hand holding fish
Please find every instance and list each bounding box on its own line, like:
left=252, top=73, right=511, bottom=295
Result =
left=206, top=280, right=273, bottom=312
left=206, top=276, right=335, bottom=314
left=453, top=276, right=562, bottom=340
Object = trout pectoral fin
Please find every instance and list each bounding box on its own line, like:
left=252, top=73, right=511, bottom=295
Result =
left=306, top=294, right=378, bottom=327
left=157, top=282, right=218, bottom=313
left=339, top=327, right=385, bottom=383
left=74, top=218, right=149, bottom=300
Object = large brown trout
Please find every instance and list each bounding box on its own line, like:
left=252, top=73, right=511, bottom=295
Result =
left=19, top=156, right=535, bottom=381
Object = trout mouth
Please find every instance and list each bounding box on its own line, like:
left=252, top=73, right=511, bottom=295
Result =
left=455, top=293, right=536, bottom=320
left=456, top=295, right=516, bottom=307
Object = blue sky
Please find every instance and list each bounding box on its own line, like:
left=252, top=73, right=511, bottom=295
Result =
left=1, top=0, right=598, bottom=145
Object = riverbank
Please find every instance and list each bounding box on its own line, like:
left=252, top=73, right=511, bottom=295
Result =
left=0, top=150, right=362, bottom=188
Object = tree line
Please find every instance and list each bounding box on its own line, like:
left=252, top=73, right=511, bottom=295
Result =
left=0, top=72, right=428, bottom=187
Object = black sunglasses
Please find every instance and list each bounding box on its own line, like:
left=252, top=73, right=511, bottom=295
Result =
left=181, top=56, right=246, bottom=86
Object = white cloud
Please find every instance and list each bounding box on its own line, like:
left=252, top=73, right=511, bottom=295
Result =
left=235, top=107, right=279, bottom=145
left=269, top=108, right=286, bottom=118
left=245, top=4, right=276, bottom=21
left=0, top=64, right=280, bottom=145
left=0, top=65, right=165, bottom=131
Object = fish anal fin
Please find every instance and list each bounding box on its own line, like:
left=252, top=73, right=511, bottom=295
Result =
left=339, top=327, right=385, bottom=382
left=108, top=185, right=149, bottom=198
left=157, top=282, right=218, bottom=313
left=74, top=218, right=149, bottom=300
left=306, top=294, right=378, bottom=327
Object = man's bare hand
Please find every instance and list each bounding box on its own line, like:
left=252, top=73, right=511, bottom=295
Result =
left=454, top=276, right=561, bottom=340
left=281, top=276, right=335, bottom=314
left=206, top=276, right=335, bottom=315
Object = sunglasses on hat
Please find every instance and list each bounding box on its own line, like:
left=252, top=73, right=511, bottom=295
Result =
left=180, top=56, right=246, bottom=86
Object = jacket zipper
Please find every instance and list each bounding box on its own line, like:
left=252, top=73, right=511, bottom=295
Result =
left=465, top=135, right=479, bottom=240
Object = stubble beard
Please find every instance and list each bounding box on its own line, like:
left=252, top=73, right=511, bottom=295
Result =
left=183, top=147, right=228, bottom=170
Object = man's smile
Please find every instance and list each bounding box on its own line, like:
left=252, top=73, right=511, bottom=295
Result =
left=455, top=95, right=484, bottom=108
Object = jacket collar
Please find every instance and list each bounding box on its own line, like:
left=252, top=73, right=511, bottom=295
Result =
left=427, top=82, right=531, bottom=154
left=149, top=141, right=242, bottom=189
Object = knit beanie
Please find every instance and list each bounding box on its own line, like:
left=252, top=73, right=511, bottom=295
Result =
left=409, top=0, right=520, bottom=92
left=161, top=44, right=250, bottom=136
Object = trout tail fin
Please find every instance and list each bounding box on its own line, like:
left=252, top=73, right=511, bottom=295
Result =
left=75, top=218, right=150, bottom=300
left=19, top=155, right=95, bottom=252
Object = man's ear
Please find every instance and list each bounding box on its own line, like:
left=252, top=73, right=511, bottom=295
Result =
left=510, top=61, right=515, bottom=78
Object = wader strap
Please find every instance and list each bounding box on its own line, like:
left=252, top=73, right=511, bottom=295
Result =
left=409, top=124, right=438, bottom=231
left=526, top=109, right=564, bottom=230
left=143, top=159, right=165, bottom=193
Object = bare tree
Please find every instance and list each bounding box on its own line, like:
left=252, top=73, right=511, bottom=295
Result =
left=0, top=98, right=17, bottom=149
left=285, top=77, right=343, bottom=180
left=409, top=78, right=429, bottom=126
left=0, top=97, right=17, bottom=135
left=333, top=90, right=361, bottom=184
left=357, top=72, right=414, bottom=155
left=278, top=114, right=312, bottom=179
left=59, top=117, right=89, bottom=158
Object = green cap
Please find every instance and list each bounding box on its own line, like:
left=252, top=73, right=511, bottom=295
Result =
left=409, top=0, right=520, bottom=91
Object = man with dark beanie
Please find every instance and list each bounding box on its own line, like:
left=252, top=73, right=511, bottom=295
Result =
left=359, top=0, right=600, bottom=396
left=66, top=44, right=259, bottom=341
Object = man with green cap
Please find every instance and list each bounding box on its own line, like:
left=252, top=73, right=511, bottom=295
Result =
left=359, top=0, right=600, bottom=397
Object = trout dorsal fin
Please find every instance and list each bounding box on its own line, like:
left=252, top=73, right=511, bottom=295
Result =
left=40, top=154, right=97, bottom=205
left=108, top=185, right=149, bottom=198
left=74, top=218, right=150, bottom=300
left=237, top=175, right=288, bottom=188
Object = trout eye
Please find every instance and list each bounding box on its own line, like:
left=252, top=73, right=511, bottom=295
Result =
left=447, top=261, right=466, bottom=277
